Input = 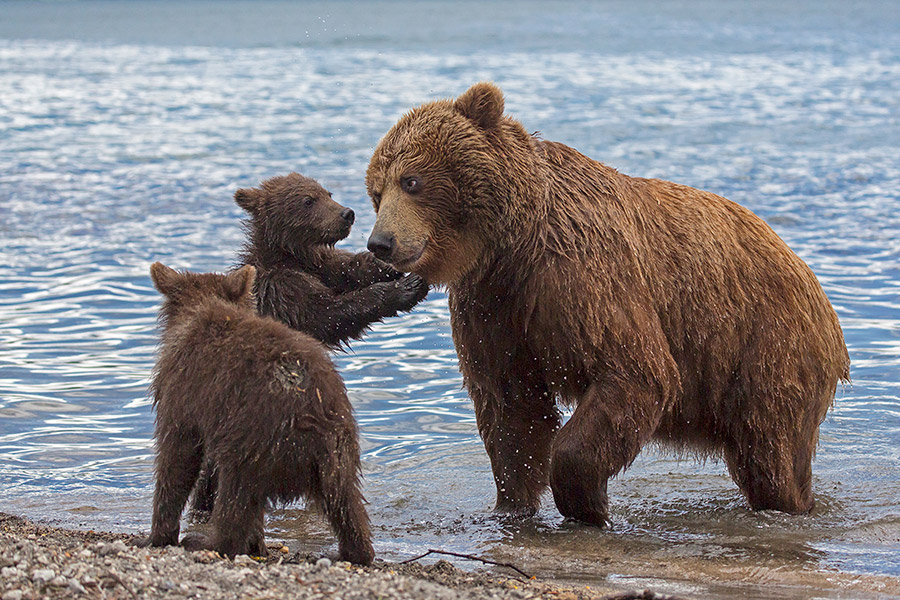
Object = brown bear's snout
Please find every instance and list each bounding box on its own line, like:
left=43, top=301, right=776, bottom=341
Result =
left=367, top=231, right=395, bottom=261
left=340, top=208, right=355, bottom=225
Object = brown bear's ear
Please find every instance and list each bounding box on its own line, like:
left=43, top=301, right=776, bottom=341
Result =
left=234, top=187, right=262, bottom=214
left=454, top=82, right=504, bottom=130
left=224, top=264, right=256, bottom=302
left=150, top=262, right=181, bottom=296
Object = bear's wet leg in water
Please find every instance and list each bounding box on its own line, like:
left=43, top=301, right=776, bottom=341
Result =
left=549, top=379, right=666, bottom=526
left=471, top=376, right=560, bottom=517
left=724, top=407, right=819, bottom=514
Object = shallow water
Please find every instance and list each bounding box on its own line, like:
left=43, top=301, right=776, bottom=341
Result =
left=1, top=1, right=899, bottom=598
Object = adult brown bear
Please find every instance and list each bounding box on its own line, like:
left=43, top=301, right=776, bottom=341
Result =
left=365, top=82, right=850, bottom=525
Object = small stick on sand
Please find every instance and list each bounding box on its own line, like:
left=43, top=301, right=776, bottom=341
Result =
left=400, top=549, right=532, bottom=579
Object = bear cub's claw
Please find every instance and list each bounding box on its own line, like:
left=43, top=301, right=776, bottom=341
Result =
left=394, top=274, right=429, bottom=310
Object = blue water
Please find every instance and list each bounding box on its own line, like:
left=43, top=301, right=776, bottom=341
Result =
left=1, top=2, right=899, bottom=598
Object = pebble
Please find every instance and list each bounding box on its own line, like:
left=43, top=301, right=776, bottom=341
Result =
left=1, top=566, right=19, bottom=578
left=96, top=540, right=129, bottom=556
left=0, top=514, right=623, bottom=600
left=31, top=567, right=55, bottom=582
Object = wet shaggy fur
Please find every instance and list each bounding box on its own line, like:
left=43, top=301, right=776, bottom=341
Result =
left=189, top=173, right=429, bottom=519
left=365, top=82, right=850, bottom=525
left=141, top=262, right=374, bottom=565
left=235, top=172, right=428, bottom=348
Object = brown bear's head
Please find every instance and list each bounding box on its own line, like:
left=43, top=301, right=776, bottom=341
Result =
left=235, top=173, right=356, bottom=254
left=366, top=82, right=547, bottom=286
left=150, top=262, right=257, bottom=327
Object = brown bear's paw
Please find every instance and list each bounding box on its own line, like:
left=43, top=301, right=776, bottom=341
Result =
left=247, top=533, right=268, bottom=559
left=368, top=253, right=405, bottom=281
left=338, top=539, right=375, bottom=567
left=134, top=532, right=179, bottom=548
left=393, top=274, right=429, bottom=311
left=492, top=501, right=541, bottom=520
left=180, top=531, right=212, bottom=551
left=203, top=533, right=268, bottom=559
left=551, top=492, right=610, bottom=528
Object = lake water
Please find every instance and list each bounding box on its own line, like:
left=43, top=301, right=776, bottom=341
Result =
left=1, top=2, right=899, bottom=598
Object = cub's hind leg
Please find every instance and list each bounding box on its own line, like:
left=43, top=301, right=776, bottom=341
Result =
left=144, top=428, right=203, bottom=547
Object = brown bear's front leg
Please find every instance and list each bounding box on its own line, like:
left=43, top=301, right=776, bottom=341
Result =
left=259, top=270, right=427, bottom=347
left=314, top=249, right=404, bottom=293
left=470, top=379, right=560, bottom=517
left=549, top=379, right=665, bottom=526
left=145, top=428, right=203, bottom=547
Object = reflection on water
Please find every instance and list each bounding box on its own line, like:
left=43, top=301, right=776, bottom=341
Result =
left=1, top=1, right=899, bottom=598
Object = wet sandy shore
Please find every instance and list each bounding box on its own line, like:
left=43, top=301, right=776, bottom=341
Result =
left=0, top=513, right=679, bottom=600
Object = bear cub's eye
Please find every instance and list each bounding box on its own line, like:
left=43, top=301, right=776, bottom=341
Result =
left=401, top=176, right=421, bottom=194
left=303, top=196, right=315, bottom=207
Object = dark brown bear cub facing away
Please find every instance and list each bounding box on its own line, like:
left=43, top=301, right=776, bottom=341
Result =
left=142, top=262, right=374, bottom=565
left=366, top=82, right=849, bottom=525
left=235, top=172, right=428, bottom=348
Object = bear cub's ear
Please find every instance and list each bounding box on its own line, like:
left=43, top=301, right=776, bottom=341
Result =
left=223, top=264, right=256, bottom=302
left=234, top=187, right=263, bottom=214
left=454, top=82, right=504, bottom=130
left=150, top=262, right=181, bottom=297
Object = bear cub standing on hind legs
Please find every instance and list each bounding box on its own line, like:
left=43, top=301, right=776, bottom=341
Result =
left=191, top=172, right=429, bottom=518
left=140, top=262, right=374, bottom=565
left=235, top=172, right=428, bottom=348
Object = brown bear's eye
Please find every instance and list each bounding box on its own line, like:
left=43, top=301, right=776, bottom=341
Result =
left=371, top=192, right=382, bottom=209
left=401, top=176, right=421, bottom=194
left=303, top=196, right=315, bottom=207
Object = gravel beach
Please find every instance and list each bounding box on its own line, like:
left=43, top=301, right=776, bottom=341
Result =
left=0, top=513, right=680, bottom=600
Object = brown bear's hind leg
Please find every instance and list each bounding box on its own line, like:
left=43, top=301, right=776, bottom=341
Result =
left=147, top=429, right=203, bottom=547
left=471, top=379, right=560, bottom=517
left=208, top=472, right=268, bottom=558
left=550, top=380, right=665, bottom=526
left=724, top=423, right=816, bottom=514
left=310, top=431, right=375, bottom=566
left=188, top=459, right=217, bottom=521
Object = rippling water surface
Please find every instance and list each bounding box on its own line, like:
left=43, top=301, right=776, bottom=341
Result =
left=1, top=2, right=899, bottom=598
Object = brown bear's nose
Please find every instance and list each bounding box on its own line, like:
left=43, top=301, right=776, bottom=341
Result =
left=367, top=232, right=395, bottom=260
left=341, top=208, right=355, bottom=224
